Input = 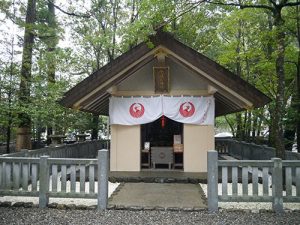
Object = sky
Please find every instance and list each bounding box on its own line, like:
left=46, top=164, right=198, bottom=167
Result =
left=0, top=0, right=85, bottom=82
left=0, top=0, right=88, bottom=60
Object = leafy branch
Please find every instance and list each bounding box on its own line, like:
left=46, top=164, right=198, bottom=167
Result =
left=47, top=0, right=91, bottom=18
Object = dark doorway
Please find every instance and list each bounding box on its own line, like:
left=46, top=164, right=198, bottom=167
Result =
left=141, top=116, right=183, bottom=147
left=141, top=116, right=183, bottom=170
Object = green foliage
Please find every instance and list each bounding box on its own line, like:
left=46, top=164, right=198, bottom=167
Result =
left=0, top=0, right=299, bottom=148
left=215, top=115, right=236, bottom=135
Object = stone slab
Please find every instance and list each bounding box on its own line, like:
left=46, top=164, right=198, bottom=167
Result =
left=109, top=171, right=207, bottom=183
left=109, top=183, right=207, bottom=209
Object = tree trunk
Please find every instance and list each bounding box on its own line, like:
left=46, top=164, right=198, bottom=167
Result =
left=46, top=0, right=57, bottom=83
left=36, top=119, right=43, bottom=148
left=16, top=0, right=36, bottom=151
left=91, top=114, right=99, bottom=140
left=257, top=114, right=263, bottom=143
left=296, top=4, right=300, bottom=152
left=235, top=22, right=243, bottom=140
left=224, top=115, right=236, bottom=137
left=297, top=49, right=300, bottom=153
left=236, top=113, right=242, bottom=139
left=266, top=12, right=275, bottom=147
left=268, top=110, right=275, bottom=147
left=273, top=9, right=286, bottom=159
left=246, top=111, right=252, bottom=141
left=111, top=0, right=118, bottom=60
left=6, top=115, right=12, bottom=154
left=284, top=95, right=296, bottom=151
left=45, top=0, right=58, bottom=145
left=252, top=113, right=258, bottom=141
left=6, top=28, right=15, bottom=154
left=46, top=127, right=53, bottom=146
left=129, top=0, right=138, bottom=49
left=242, top=111, right=248, bottom=140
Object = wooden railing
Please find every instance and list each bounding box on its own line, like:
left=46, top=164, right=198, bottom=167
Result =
left=0, top=143, right=16, bottom=155
left=282, top=161, right=300, bottom=203
left=47, top=158, right=98, bottom=199
left=207, top=150, right=300, bottom=213
left=1, top=140, right=108, bottom=159
left=0, top=150, right=109, bottom=209
left=0, top=157, right=40, bottom=197
left=215, top=138, right=300, bottom=160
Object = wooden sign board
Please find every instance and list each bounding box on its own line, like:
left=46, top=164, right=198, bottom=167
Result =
left=153, top=67, right=169, bottom=93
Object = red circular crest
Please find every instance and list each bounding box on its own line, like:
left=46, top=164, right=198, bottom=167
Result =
left=129, top=103, right=145, bottom=118
left=179, top=102, right=195, bottom=117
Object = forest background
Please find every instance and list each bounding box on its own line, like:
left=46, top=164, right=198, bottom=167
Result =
left=0, top=0, right=299, bottom=158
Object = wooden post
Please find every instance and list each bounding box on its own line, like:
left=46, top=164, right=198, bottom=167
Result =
left=39, top=156, right=49, bottom=208
left=272, top=158, right=284, bottom=213
left=98, top=149, right=108, bottom=210
left=207, top=150, right=218, bottom=213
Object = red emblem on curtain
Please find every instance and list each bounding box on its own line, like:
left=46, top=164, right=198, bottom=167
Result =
left=129, top=103, right=145, bottom=118
left=179, top=102, right=195, bottom=117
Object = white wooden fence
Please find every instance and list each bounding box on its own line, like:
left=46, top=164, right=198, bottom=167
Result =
left=0, top=150, right=108, bottom=209
left=207, top=150, right=300, bottom=213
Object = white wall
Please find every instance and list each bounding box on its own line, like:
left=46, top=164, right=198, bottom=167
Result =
left=117, top=59, right=207, bottom=92
left=110, top=124, right=215, bottom=172
left=110, top=125, right=140, bottom=171
left=184, top=124, right=215, bottom=172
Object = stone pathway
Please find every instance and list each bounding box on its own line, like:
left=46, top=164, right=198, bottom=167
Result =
left=108, top=183, right=207, bottom=209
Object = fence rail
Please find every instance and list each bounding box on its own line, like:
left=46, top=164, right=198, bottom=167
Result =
left=0, top=157, right=40, bottom=197
left=215, top=138, right=300, bottom=160
left=208, top=150, right=300, bottom=213
left=1, top=140, right=108, bottom=159
left=0, top=150, right=109, bottom=209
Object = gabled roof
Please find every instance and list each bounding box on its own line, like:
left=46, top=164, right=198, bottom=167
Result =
left=59, top=30, right=270, bottom=116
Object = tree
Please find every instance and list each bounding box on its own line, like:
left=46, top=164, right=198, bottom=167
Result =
left=202, top=0, right=300, bottom=158
left=285, top=3, right=300, bottom=152
left=67, top=0, right=126, bottom=139
left=16, top=0, right=37, bottom=151
left=39, top=0, right=59, bottom=143
left=0, top=0, right=298, bottom=154
left=0, top=0, right=20, bottom=153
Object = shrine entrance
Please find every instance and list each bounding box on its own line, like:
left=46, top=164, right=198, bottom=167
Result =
left=140, top=116, right=184, bottom=170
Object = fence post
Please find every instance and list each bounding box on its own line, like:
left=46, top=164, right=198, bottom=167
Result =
left=98, top=149, right=108, bottom=210
left=272, top=158, right=283, bottom=213
left=207, top=150, right=218, bottom=213
left=39, top=155, right=49, bottom=208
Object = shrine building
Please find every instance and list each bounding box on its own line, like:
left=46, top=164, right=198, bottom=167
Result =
left=59, top=30, right=270, bottom=173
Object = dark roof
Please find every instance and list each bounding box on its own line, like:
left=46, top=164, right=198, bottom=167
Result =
left=59, top=30, right=270, bottom=116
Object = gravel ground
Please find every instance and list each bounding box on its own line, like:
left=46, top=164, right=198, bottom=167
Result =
left=0, top=207, right=299, bottom=225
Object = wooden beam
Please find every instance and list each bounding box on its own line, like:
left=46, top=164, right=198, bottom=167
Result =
left=77, top=55, right=155, bottom=109
left=83, top=93, right=110, bottom=111
left=166, top=53, right=250, bottom=109
left=59, top=30, right=270, bottom=117
left=151, top=32, right=270, bottom=107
